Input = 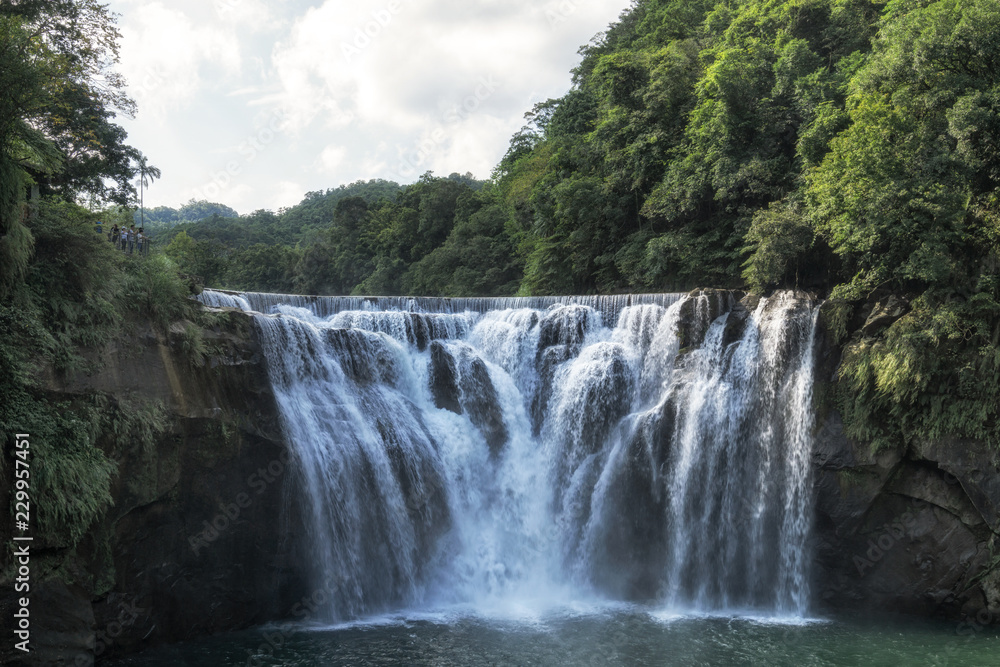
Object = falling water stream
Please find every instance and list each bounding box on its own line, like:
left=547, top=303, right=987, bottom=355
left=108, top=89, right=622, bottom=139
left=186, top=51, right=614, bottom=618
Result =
left=197, top=288, right=820, bottom=622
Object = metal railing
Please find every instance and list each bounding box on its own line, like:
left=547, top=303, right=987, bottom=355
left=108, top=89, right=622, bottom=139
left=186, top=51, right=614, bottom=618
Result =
left=102, top=228, right=152, bottom=256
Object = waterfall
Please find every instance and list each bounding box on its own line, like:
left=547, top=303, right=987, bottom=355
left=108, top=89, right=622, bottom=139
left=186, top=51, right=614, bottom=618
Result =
left=199, top=289, right=820, bottom=620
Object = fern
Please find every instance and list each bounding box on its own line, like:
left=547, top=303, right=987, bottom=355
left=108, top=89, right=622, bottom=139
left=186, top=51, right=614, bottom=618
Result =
left=838, top=294, right=1000, bottom=451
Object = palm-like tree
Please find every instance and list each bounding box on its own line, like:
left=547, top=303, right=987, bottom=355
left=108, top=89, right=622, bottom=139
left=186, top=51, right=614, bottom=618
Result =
left=135, top=153, right=161, bottom=227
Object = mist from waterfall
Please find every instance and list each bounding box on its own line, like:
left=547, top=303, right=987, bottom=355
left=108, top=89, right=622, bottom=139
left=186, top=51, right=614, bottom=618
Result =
left=199, top=289, right=820, bottom=622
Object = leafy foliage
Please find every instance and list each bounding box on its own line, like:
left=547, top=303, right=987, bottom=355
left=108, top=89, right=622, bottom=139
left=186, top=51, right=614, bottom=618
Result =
left=838, top=295, right=1000, bottom=450
left=0, top=0, right=147, bottom=206
left=1, top=197, right=198, bottom=554
left=0, top=1, right=215, bottom=587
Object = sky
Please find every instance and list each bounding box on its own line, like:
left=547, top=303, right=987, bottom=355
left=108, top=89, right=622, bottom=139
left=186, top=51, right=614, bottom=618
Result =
left=105, top=0, right=633, bottom=214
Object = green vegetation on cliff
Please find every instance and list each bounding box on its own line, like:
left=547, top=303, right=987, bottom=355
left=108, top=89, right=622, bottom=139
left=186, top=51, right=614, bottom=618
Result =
left=0, top=197, right=193, bottom=557
left=0, top=1, right=197, bottom=563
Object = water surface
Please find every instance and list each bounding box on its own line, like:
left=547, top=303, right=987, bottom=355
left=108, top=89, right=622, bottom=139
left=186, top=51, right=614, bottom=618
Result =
left=105, top=606, right=998, bottom=666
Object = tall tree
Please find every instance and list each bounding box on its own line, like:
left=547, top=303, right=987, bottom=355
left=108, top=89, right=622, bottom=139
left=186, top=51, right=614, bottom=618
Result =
left=135, top=153, right=161, bottom=228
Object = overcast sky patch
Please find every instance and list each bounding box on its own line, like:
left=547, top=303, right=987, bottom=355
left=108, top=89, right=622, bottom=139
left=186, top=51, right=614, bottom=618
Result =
left=107, top=0, right=632, bottom=212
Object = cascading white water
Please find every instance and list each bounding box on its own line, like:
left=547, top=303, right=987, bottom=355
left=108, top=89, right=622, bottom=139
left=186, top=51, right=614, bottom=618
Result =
left=199, top=289, right=820, bottom=620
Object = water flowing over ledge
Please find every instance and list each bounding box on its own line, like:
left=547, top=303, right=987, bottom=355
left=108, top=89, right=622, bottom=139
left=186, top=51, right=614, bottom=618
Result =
left=198, top=288, right=686, bottom=326
left=198, top=288, right=820, bottom=622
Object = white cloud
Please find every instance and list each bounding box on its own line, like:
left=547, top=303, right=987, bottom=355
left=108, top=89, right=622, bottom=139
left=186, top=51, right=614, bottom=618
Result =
left=213, top=0, right=274, bottom=31
left=319, top=145, right=348, bottom=173
left=227, top=183, right=256, bottom=209
left=117, top=2, right=243, bottom=119
left=272, top=181, right=306, bottom=210
left=107, top=0, right=632, bottom=212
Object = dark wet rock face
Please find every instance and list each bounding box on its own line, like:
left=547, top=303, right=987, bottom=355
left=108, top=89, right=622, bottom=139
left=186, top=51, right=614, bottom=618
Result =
left=1, top=582, right=96, bottom=666
left=326, top=328, right=401, bottom=385
left=429, top=340, right=462, bottom=414
left=529, top=306, right=601, bottom=436
left=584, top=410, right=671, bottom=601
left=530, top=344, right=574, bottom=436
left=428, top=340, right=508, bottom=458
left=811, top=409, right=1000, bottom=623
left=676, top=289, right=739, bottom=349
left=808, top=301, right=1000, bottom=625
left=537, top=305, right=593, bottom=353
left=0, top=310, right=308, bottom=666
left=566, top=344, right=634, bottom=459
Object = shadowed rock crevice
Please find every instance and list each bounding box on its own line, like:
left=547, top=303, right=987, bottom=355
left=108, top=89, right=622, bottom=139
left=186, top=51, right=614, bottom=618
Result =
left=811, top=406, right=1000, bottom=622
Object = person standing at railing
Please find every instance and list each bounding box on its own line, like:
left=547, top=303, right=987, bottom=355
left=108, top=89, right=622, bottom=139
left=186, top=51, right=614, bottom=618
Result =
left=136, top=227, right=145, bottom=255
left=127, top=224, right=136, bottom=254
left=110, top=224, right=120, bottom=247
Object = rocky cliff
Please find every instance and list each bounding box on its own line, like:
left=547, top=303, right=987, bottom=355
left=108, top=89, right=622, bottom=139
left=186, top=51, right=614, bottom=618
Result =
left=1, top=307, right=308, bottom=666
left=810, top=298, right=1000, bottom=626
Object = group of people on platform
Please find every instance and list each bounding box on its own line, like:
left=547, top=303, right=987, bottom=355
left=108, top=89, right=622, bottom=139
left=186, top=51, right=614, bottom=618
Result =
left=106, top=223, right=149, bottom=255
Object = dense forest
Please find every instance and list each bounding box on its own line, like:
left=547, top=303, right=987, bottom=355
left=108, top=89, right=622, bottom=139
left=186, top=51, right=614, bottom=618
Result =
left=133, top=200, right=239, bottom=233
left=160, top=0, right=999, bottom=301
left=1, top=0, right=999, bottom=538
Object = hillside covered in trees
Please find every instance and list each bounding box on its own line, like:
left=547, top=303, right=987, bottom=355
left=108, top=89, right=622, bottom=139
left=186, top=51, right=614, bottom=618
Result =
left=161, top=0, right=999, bottom=450
left=134, top=200, right=239, bottom=233
left=165, top=0, right=998, bottom=297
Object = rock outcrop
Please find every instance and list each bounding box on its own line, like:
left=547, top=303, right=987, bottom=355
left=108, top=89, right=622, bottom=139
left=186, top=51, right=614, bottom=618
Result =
left=0, top=308, right=308, bottom=665
left=428, top=340, right=508, bottom=458
left=810, top=301, right=1000, bottom=625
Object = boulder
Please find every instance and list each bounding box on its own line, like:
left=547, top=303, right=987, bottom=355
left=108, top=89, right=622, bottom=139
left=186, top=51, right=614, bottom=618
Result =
left=427, top=341, right=508, bottom=458
left=861, top=295, right=909, bottom=336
